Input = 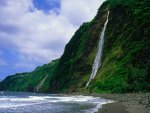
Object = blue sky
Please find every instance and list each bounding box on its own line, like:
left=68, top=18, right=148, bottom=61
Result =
left=0, top=0, right=104, bottom=80
left=33, top=0, right=60, bottom=13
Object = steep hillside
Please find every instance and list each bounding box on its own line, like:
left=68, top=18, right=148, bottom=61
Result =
left=90, top=0, right=150, bottom=93
left=49, top=0, right=150, bottom=93
left=0, top=60, right=58, bottom=92
left=0, top=0, right=149, bottom=93
left=48, top=2, right=109, bottom=93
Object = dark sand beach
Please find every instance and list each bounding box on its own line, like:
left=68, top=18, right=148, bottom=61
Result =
left=96, top=93, right=150, bottom=113
left=98, top=102, right=128, bottom=113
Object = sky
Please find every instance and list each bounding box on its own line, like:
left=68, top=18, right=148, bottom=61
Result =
left=0, top=0, right=105, bottom=80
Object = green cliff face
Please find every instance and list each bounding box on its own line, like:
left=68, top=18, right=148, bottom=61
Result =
left=0, top=0, right=149, bottom=93
left=49, top=0, right=150, bottom=93
left=48, top=2, right=109, bottom=93
left=91, top=0, right=150, bottom=93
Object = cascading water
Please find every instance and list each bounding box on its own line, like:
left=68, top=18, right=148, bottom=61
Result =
left=36, top=75, right=48, bottom=92
left=86, top=11, right=109, bottom=87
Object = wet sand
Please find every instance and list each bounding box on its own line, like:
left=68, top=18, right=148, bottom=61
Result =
left=98, top=102, right=128, bottom=113
left=67, top=93, right=150, bottom=113
left=98, top=101, right=150, bottom=113
left=96, top=93, right=150, bottom=113
left=122, top=102, right=149, bottom=113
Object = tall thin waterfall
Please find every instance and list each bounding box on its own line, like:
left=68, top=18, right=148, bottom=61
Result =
left=36, top=75, right=48, bottom=92
left=86, top=11, right=109, bottom=87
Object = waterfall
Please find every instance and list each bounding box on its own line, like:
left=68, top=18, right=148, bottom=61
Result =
left=86, top=11, right=109, bottom=87
left=36, top=75, right=48, bottom=92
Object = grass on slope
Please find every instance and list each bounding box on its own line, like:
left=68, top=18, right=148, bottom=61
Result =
left=89, top=0, right=150, bottom=93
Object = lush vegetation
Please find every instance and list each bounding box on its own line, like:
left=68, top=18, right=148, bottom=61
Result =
left=0, top=0, right=149, bottom=93
left=48, top=0, right=150, bottom=93
left=90, top=0, right=150, bottom=93
left=0, top=60, right=58, bottom=92
left=48, top=2, right=109, bottom=93
left=107, top=0, right=136, bottom=8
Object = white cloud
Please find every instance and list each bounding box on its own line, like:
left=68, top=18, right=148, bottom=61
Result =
left=0, top=0, right=105, bottom=68
left=61, top=0, right=104, bottom=25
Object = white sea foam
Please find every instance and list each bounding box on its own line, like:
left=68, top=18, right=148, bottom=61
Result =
left=0, top=95, right=114, bottom=113
left=86, top=100, right=114, bottom=113
left=0, top=95, right=111, bottom=103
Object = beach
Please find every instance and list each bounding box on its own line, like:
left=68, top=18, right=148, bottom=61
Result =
left=96, top=93, right=150, bottom=113
left=98, top=102, right=128, bottom=113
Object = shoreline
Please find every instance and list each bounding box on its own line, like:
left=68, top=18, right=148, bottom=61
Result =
left=1, top=91, right=150, bottom=113
left=98, top=101, right=149, bottom=113
left=97, top=102, right=128, bottom=113
left=95, top=93, right=150, bottom=113
left=65, top=92, right=150, bottom=113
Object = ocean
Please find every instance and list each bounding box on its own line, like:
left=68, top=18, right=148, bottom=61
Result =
left=0, top=91, right=113, bottom=113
